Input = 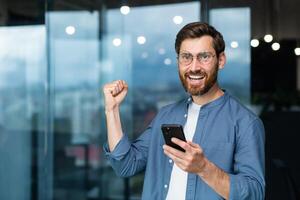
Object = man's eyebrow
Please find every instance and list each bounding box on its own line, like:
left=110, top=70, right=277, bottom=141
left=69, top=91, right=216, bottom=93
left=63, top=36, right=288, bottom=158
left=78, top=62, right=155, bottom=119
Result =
left=179, top=51, right=191, bottom=54
left=198, top=51, right=212, bottom=54
left=180, top=51, right=212, bottom=54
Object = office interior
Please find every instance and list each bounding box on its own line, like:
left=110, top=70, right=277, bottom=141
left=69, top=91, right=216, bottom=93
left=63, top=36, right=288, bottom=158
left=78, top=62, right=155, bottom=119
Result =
left=0, top=0, right=300, bottom=199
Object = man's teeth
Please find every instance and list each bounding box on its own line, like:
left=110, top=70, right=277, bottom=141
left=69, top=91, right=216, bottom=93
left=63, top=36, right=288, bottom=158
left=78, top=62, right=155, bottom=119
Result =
left=188, top=75, right=204, bottom=80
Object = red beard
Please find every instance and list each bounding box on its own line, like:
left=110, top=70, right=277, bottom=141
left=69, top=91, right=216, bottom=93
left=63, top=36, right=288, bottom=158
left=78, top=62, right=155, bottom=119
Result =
left=179, top=63, right=218, bottom=96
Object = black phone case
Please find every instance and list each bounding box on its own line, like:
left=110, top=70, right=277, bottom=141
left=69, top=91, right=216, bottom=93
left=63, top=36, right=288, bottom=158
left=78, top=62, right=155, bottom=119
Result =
left=161, top=124, right=186, bottom=152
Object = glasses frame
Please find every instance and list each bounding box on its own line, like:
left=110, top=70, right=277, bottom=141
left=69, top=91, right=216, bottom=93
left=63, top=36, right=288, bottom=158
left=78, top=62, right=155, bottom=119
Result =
left=177, top=52, right=216, bottom=66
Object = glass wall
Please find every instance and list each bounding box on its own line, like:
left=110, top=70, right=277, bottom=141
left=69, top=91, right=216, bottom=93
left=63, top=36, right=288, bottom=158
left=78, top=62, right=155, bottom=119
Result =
left=0, top=26, right=46, bottom=200
left=47, top=2, right=200, bottom=200
left=210, top=8, right=251, bottom=104
left=47, top=11, right=102, bottom=200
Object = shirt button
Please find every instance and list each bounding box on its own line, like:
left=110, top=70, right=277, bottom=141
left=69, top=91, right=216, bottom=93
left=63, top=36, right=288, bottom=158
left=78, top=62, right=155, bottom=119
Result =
left=184, top=114, right=187, bottom=118
left=164, top=184, right=168, bottom=189
left=169, top=159, right=172, bottom=163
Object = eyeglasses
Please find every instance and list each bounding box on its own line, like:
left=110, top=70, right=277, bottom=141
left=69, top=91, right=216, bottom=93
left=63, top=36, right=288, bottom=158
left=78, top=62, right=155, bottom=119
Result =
left=177, top=52, right=216, bottom=65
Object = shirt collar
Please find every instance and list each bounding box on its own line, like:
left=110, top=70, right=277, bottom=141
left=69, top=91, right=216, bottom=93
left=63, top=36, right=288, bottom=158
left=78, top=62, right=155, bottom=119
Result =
left=184, top=90, right=229, bottom=111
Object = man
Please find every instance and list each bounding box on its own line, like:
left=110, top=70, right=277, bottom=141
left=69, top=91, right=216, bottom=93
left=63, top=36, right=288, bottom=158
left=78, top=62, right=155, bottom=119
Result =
left=103, top=22, right=265, bottom=200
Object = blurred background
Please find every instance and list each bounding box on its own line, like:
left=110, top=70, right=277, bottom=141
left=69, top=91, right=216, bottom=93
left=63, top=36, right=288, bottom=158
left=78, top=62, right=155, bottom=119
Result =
left=0, top=0, right=299, bottom=199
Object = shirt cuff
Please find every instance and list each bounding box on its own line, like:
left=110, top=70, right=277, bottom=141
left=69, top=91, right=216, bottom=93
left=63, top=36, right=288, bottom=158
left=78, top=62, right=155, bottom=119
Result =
left=103, top=134, right=131, bottom=161
left=228, top=174, right=241, bottom=200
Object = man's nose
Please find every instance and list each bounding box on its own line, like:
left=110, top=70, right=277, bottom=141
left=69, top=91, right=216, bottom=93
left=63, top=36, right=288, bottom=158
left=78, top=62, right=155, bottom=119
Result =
left=189, top=56, right=201, bottom=71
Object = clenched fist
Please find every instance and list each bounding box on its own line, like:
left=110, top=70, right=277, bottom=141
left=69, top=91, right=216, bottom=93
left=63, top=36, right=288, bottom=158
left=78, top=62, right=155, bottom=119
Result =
left=103, top=80, right=128, bottom=112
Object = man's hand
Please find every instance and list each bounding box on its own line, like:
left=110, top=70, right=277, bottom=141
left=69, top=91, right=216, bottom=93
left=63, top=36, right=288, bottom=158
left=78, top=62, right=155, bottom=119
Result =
left=103, top=80, right=128, bottom=112
left=163, top=138, right=207, bottom=174
left=163, top=138, right=230, bottom=199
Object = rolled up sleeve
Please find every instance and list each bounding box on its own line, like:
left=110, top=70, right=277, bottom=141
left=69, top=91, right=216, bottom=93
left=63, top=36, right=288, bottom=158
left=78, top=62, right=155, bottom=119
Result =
left=103, top=134, right=131, bottom=160
left=102, top=122, right=152, bottom=177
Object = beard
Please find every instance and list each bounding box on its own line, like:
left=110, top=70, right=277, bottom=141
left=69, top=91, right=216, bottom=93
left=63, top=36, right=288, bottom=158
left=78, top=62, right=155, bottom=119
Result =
left=179, top=62, right=219, bottom=96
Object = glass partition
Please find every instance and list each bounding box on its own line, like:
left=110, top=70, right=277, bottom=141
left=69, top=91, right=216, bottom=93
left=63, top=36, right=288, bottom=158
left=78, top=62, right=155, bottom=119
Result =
left=0, top=25, right=47, bottom=200
left=210, top=8, right=251, bottom=104
left=47, top=2, right=200, bottom=200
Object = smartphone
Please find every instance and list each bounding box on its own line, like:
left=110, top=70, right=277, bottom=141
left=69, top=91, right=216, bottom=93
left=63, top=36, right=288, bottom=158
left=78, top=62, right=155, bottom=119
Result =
left=161, top=124, right=186, bottom=152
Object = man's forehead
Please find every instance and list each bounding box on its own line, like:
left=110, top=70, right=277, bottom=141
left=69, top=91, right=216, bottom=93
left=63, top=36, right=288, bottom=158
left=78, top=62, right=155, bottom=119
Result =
left=181, top=36, right=213, bottom=44
left=180, top=36, right=215, bottom=53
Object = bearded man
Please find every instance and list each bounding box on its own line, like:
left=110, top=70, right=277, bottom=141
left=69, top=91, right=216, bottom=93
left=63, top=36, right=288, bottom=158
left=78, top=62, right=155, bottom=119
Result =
left=102, top=22, right=265, bottom=200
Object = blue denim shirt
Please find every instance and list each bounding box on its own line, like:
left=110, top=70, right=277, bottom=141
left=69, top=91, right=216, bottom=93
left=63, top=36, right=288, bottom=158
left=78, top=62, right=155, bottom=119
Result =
left=104, top=92, right=265, bottom=200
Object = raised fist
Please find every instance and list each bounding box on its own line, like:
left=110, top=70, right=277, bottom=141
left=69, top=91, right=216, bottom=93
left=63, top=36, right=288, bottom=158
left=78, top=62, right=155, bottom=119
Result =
left=102, top=80, right=128, bottom=111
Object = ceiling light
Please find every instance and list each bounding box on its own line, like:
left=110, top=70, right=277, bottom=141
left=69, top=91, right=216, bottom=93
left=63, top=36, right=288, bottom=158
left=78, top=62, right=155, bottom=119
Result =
left=230, top=41, right=239, bottom=48
left=164, top=58, right=172, bottom=65
left=173, top=16, right=183, bottom=25
left=65, top=26, right=75, bottom=35
left=137, top=36, right=146, bottom=45
left=250, top=39, right=259, bottom=47
left=264, top=34, right=273, bottom=43
left=120, top=6, right=130, bottom=15
left=271, top=42, right=280, bottom=51
left=295, top=48, right=300, bottom=56
left=112, top=38, right=122, bottom=47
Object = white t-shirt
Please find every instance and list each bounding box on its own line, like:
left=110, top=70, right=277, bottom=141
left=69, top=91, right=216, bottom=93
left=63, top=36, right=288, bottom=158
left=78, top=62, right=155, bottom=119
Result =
left=166, top=102, right=201, bottom=200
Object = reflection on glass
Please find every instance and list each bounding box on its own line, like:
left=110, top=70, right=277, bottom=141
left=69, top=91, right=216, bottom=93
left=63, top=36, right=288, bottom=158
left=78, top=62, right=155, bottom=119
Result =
left=47, top=2, right=200, bottom=200
left=0, top=3, right=252, bottom=200
left=210, top=8, right=251, bottom=104
left=0, top=25, right=46, bottom=200
left=47, top=11, right=104, bottom=200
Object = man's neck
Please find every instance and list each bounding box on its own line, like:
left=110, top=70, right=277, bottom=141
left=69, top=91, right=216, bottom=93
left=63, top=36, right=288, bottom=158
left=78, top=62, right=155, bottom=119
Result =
left=191, top=84, right=224, bottom=105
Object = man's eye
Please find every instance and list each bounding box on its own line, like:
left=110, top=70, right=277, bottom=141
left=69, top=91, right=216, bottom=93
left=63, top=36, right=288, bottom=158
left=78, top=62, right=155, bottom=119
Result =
left=182, top=54, right=191, bottom=59
left=201, top=54, right=209, bottom=59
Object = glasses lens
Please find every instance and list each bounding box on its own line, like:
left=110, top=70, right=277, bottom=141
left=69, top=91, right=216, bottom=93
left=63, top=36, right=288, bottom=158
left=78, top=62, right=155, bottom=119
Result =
left=179, top=53, right=192, bottom=65
left=197, top=52, right=214, bottom=64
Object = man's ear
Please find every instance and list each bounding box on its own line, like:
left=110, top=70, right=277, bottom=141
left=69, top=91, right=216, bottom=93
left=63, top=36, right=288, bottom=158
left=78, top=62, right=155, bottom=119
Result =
left=218, top=52, right=226, bottom=70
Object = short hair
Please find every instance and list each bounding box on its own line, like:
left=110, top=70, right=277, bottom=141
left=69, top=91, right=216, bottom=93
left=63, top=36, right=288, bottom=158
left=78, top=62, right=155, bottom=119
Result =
left=175, top=22, right=225, bottom=56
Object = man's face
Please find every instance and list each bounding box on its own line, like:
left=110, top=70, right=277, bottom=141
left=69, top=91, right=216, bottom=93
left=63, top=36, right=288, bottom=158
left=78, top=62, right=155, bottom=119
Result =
left=178, top=36, right=222, bottom=96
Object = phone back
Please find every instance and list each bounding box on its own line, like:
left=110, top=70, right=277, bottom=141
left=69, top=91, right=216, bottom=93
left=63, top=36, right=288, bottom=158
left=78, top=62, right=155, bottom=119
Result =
left=161, top=124, right=186, bottom=152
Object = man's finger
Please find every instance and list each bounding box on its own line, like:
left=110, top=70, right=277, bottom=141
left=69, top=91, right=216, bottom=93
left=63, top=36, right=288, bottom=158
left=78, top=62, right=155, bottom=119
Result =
left=107, top=80, right=127, bottom=97
left=171, top=137, right=191, bottom=152
left=187, top=141, right=201, bottom=149
left=163, top=145, right=184, bottom=163
left=163, top=144, right=186, bottom=159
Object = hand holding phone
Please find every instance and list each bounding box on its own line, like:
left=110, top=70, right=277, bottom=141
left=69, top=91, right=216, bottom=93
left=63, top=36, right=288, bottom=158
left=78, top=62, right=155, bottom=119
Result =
left=161, top=124, right=186, bottom=152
